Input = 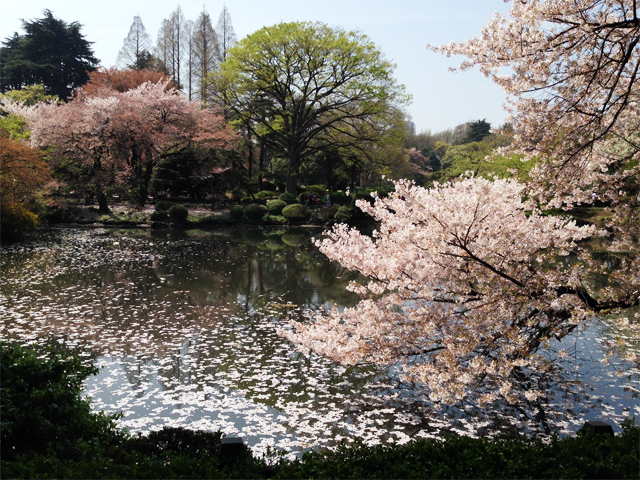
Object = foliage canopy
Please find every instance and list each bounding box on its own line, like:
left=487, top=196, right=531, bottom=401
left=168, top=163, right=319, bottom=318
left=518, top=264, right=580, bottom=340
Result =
left=214, top=21, right=410, bottom=192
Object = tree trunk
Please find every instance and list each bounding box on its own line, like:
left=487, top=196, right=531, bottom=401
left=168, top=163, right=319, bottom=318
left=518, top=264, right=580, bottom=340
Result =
left=286, top=151, right=301, bottom=194
left=96, top=188, right=109, bottom=214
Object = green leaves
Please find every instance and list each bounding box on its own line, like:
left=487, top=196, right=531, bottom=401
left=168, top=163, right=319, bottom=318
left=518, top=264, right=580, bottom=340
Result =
left=214, top=21, right=409, bottom=192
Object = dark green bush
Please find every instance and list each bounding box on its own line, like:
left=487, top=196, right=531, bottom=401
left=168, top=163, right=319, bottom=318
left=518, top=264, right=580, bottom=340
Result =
left=282, top=204, right=310, bottom=223
left=328, top=191, right=350, bottom=205
left=260, top=180, right=277, bottom=191
left=262, top=214, right=288, bottom=225
left=299, top=191, right=324, bottom=204
left=154, top=200, right=172, bottom=212
left=256, top=190, right=276, bottom=200
left=0, top=202, right=40, bottom=242
left=304, top=185, right=326, bottom=196
left=0, top=343, right=123, bottom=462
left=168, top=204, right=189, bottom=222
left=276, top=422, right=640, bottom=479
left=334, top=205, right=358, bottom=224
left=266, top=199, right=287, bottom=215
left=278, top=192, right=298, bottom=204
left=149, top=211, right=168, bottom=222
left=244, top=203, right=268, bottom=221
left=230, top=205, right=244, bottom=219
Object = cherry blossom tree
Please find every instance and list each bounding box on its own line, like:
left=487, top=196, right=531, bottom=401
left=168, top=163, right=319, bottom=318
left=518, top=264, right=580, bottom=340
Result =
left=281, top=0, right=640, bottom=405
left=430, top=0, right=639, bottom=240
left=6, top=79, right=237, bottom=211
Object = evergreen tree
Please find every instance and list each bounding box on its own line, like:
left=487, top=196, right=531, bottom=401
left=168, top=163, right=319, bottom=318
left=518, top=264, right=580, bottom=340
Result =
left=0, top=10, right=98, bottom=99
left=462, top=119, right=492, bottom=143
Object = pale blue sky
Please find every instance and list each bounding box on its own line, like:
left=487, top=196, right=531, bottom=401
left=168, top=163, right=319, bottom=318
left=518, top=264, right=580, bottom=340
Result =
left=1, top=0, right=511, bottom=133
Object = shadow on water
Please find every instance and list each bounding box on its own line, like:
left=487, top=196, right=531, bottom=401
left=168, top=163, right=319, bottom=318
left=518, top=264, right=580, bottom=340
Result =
left=1, top=227, right=638, bottom=454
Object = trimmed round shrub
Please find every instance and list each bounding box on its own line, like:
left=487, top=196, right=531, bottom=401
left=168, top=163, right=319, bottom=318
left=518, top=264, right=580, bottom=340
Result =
left=149, top=211, right=168, bottom=222
left=168, top=204, right=189, bottom=222
left=244, top=203, right=268, bottom=221
left=278, top=192, right=298, bottom=204
left=229, top=206, right=244, bottom=219
left=155, top=200, right=172, bottom=212
left=266, top=199, right=287, bottom=215
left=334, top=205, right=358, bottom=224
left=282, top=204, right=310, bottom=223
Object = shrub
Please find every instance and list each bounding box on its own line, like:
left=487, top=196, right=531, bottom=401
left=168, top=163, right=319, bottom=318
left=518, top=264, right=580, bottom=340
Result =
left=230, top=206, right=244, bottom=219
left=266, top=199, right=287, bottom=215
left=328, top=191, right=350, bottom=205
left=334, top=205, right=358, bottom=224
left=149, top=211, right=168, bottom=222
left=278, top=192, right=298, bottom=204
left=260, top=180, right=277, bottom=191
left=154, top=200, right=172, bottom=212
left=0, top=343, right=122, bottom=461
left=282, top=204, right=310, bottom=224
left=256, top=190, right=277, bottom=200
left=305, top=185, right=326, bottom=196
left=299, top=191, right=324, bottom=205
left=168, top=204, right=189, bottom=222
left=244, top=203, right=268, bottom=221
left=0, top=202, right=40, bottom=242
left=262, top=214, right=288, bottom=225
left=230, top=187, right=246, bottom=201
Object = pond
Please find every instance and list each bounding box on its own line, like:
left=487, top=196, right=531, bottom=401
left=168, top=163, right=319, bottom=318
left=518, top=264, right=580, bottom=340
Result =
left=1, top=226, right=638, bottom=456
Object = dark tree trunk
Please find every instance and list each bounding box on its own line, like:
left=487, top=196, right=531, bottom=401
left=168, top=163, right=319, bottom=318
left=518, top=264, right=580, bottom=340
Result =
left=96, top=188, right=109, bottom=213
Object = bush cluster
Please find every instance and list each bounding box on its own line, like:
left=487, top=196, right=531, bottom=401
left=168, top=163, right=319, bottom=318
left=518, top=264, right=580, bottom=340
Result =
left=0, top=201, right=40, bottom=242
left=1, top=342, right=639, bottom=479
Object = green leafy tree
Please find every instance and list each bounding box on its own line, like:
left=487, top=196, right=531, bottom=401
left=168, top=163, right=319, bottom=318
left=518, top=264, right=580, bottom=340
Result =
left=0, top=10, right=98, bottom=99
left=214, top=21, right=409, bottom=193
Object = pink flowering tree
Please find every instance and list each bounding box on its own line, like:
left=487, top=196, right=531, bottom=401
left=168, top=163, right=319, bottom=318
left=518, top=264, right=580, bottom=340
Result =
left=6, top=80, right=237, bottom=211
left=281, top=0, right=640, bottom=406
left=430, top=0, right=640, bottom=241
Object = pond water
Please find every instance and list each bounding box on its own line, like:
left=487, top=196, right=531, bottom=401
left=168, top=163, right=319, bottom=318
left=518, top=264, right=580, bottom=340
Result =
left=1, top=227, right=638, bottom=456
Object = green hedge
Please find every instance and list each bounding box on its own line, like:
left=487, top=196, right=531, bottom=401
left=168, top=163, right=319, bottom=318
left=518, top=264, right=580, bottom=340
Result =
left=2, top=342, right=638, bottom=479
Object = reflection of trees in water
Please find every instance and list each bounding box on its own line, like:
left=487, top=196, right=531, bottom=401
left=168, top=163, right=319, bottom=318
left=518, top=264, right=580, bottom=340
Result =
left=3, top=228, right=637, bottom=441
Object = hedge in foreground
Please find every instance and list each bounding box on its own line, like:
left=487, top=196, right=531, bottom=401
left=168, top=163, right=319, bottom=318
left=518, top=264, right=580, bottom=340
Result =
left=1, top=342, right=638, bottom=479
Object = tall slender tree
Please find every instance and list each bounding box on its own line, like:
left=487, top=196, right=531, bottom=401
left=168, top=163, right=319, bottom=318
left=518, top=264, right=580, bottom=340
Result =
left=215, top=4, right=237, bottom=63
left=156, top=6, right=188, bottom=88
left=183, top=20, right=195, bottom=101
left=193, top=9, right=219, bottom=103
left=117, top=15, right=154, bottom=70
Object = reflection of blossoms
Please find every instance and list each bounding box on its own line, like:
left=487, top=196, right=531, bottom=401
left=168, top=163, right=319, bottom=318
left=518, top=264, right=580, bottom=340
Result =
left=281, top=177, right=610, bottom=405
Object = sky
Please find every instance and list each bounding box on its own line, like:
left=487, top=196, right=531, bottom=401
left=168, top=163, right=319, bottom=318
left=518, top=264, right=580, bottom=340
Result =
left=0, top=0, right=512, bottom=134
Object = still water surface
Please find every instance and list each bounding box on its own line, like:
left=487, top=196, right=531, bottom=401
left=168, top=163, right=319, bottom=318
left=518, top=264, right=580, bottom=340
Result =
left=1, top=227, right=638, bottom=455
